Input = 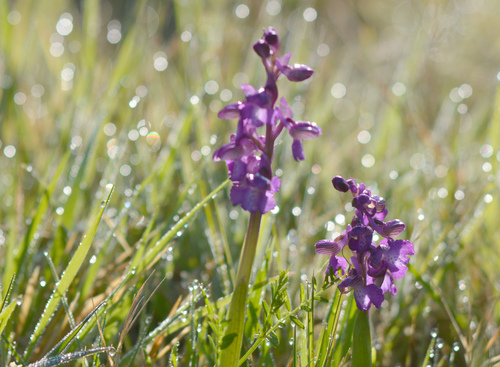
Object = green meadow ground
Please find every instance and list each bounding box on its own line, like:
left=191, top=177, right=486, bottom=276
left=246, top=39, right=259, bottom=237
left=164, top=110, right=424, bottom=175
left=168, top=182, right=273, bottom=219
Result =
left=1, top=0, right=500, bottom=365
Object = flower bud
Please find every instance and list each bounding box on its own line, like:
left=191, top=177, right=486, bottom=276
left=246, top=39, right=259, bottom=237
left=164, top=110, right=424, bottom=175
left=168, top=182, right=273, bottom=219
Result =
left=332, top=176, right=349, bottom=192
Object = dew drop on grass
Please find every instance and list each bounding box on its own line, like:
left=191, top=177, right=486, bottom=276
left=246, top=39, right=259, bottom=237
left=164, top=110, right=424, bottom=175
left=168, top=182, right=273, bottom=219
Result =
left=430, top=328, right=438, bottom=337
left=108, top=347, right=116, bottom=357
left=453, top=342, right=460, bottom=351
left=436, top=338, right=444, bottom=349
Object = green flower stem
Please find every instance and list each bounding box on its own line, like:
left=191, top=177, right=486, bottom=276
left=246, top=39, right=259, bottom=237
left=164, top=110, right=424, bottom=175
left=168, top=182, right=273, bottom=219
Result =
left=352, top=309, right=372, bottom=367
left=219, top=212, right=262, bottom=367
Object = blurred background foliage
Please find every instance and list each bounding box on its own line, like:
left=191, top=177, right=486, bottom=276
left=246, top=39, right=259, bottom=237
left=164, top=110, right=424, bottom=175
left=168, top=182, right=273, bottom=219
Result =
left=0, top=0, right=500, bottom=365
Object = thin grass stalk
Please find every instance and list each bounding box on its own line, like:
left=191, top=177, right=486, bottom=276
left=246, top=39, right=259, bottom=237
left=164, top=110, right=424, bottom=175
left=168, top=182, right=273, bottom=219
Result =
left=219, top=212, right=262, bottom=367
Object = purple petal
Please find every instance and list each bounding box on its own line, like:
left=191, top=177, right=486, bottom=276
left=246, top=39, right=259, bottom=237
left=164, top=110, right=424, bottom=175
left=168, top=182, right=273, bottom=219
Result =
left=315, top=240, right=343, bottom=256
left=227, top=159, right=247, bottom=181
left=281, top=63, right=314, bottom=82
left=289, top=122, right=322, bottom=140
left=339, top=275, right=363, bottom=294
left=241, top=84, right=257, bottom=97
left=213, top=137, right=256, bottom=162
left=347, top=178, right=358, bottom=194
left=326, top=255, right=349, bottom=276
left=354, top=284, right=384, bottom=310
left=279, top=97, right=293, bottom=119
left=218, top=102, right=241, bottom=119
left=230, top=185, right=268, bottom=214
left=348, top=225, right=373, bottom=253
left=270, top=176, right=281, bottom=193
left=264, top=27, right=279, bottom=49
left=375, top=239, right=415, bottom=279
left=379, top=273, right=397, bottom=295
left=373, top=208, right=388, bottom=221
left=292, top=139, right=305, bottom=161
left=277, top=53, right=291, bottom=67
left=253, top=39, right=270, bottom=58
left=380, top=219, right=406, bottom=238
left=372, top=195, right=386, bottom=212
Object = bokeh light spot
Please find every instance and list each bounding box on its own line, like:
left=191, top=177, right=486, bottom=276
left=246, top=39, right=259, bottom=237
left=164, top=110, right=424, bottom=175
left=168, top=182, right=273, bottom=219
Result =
left=357, top=130, right=371, bottom=144
left=205, top=80, right=219, bottom=95
left=154, top=52, right=168, bottom=71
left=480, top=144, right=493, bottom=158
left=454, top=190, right=465, bottom=200
left=331, top=83, right=346, bottom=98
left=235, top=4, right=250, bottom=18
left=4, top=145, right=16, bottom=158
left=303, top=7, right=317, bottom=21
left=266, top=0, right=281, bottom=15
left=361, top=154, right=375, bottom=168
left=392, top=82, right=406, bottom=96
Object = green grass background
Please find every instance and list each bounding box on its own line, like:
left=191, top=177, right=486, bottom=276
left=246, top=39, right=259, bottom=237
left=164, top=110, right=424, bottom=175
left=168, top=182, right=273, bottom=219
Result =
left=0, top=0, right=499, bottom=365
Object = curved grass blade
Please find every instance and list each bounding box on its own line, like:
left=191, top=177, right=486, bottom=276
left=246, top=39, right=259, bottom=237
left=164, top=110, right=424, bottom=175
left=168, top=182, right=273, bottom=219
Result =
left=27, top=346, right=115, bottom=367
left=23, top=187, right=114, bottom=361
left=42, top=301, right=107, bottom=358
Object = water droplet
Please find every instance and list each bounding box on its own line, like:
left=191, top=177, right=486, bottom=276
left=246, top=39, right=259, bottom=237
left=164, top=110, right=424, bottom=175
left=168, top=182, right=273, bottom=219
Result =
left=430, top=327, right=438, bottom=337
left=436, top=338, right=444, bottom=349
left=108, top=347, right=116, bottom=357
left=453, top=342, right=460, bottom=351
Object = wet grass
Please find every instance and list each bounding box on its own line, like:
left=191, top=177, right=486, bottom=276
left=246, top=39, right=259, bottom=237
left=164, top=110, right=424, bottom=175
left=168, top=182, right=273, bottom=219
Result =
left=0, top=0, right=500, bottom=366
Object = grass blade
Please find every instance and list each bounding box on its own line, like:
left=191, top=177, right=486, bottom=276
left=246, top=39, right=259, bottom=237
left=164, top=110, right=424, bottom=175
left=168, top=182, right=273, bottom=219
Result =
left=23, top=187, right=114, bottom=361
left=0, top=298, right=19, bottom=336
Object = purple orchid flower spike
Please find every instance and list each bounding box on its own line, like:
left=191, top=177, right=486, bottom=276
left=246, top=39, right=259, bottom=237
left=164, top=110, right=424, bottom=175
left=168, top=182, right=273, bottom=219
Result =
left=216, top=27, right=319, bottom=366
left=214, top=27, right=320, bottom=213
left=315, top=175, right=415, bottom=310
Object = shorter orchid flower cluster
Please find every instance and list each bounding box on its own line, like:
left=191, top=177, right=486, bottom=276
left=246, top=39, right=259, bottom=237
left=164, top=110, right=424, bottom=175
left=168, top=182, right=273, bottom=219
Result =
left=213, top=27, right=322, bottom=214
left=315, top=176, right=415, bottom=311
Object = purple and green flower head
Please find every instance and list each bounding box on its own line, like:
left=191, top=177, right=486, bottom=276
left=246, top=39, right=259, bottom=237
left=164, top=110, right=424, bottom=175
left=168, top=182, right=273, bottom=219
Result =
left=315, top=175, right=415, bottom=311
left=214, top=27, right=321, bottom=213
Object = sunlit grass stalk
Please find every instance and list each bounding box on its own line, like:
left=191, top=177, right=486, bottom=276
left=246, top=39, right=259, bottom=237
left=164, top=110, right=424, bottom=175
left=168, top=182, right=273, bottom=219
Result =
left=219, top=212, right=262, bottom=366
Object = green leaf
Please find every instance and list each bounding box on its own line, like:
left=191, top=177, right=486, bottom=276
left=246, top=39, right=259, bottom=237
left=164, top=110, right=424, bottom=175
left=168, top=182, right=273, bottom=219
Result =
left=300, top=284, right=306, bottom=304
left=268, top=331, right=279, bottom=347
left=290, top=316, right=305, bottom=330
left=352, top=309, right=372, bottom=367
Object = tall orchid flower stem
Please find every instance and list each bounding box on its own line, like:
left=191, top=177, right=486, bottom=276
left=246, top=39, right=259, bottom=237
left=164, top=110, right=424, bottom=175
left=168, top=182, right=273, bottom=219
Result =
left=220, top=212, right=262, bottom=366
left=352, top=309, right=372, bottom=367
